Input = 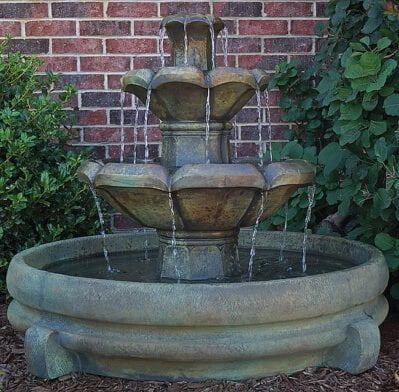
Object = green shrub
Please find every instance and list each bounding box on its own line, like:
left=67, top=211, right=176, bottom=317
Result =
left=0, top=39, right=100, bottom=292
left=263, top=0, right=399, bottom=295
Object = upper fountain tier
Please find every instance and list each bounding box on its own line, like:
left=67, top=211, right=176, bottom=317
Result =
left=121, top=14, right=269, bottom=123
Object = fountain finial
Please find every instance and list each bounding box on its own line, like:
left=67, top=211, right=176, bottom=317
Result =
left=161, top=14, right=224, bottom=71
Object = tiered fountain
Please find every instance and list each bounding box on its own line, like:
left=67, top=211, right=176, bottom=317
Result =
left=7, top=13, right=389, bottom=381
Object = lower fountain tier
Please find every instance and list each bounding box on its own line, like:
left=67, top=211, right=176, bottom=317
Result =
left=7, top=231, right=389, bottom=381
left=159, top=229, right=241, bottom=280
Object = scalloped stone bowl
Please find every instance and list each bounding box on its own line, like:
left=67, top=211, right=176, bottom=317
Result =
left=122, top=67, right=269, bottom=122
left=78, top=160, right=315, bottom=231
left=7, top=231, right=389, bottom=381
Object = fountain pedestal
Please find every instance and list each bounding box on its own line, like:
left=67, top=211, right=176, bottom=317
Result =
left=159, top=230, right=240, bottom=280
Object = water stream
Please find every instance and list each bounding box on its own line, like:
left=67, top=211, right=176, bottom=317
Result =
left=119, top=91, right=126, bottom=163
left=256, top=88, right=264, bottom=167
left=207, top=17, right=216, bottom=70
left=302, top=185, right=316, bottom=273
left=143, top=87, right=152, bottom=162
left=184, top=17, right=189, bottom=65
left=221, top=26, right=229, bottom=67
left=248, top=192, right=266, bottom=280
left=89, top=186, right=119, bottom=273
left=167, top=190, right=180, bottom=282
left=132, top=96, right=140, bottom=164
left=159, top=27, right=166, bottom=68
left=264, top=89, right=273, bottom=162
left=279, top=202, right=289, bottom=263
left=232, top=118, right=238, bottom=159
left=205, top=87, right=211, bottom=163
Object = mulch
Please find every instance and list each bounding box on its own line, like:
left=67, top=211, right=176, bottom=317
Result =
left=1, top=299, right=399, bottom=392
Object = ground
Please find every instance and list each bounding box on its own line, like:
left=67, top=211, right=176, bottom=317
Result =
left=1, top=299, right=399, bottom=392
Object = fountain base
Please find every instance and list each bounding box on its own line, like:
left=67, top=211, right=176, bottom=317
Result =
left=159, top=230, right=240, bottom=280
left=7, top=231, right=389, bottom=381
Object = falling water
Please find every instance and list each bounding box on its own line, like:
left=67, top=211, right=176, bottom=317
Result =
left=255, top=88, right=264, bottom=167
left=232, top=118, right=238, bottom=159
left=205, top=87, right=211, bottom=163
left=159, top=27, right=166, bottom=68
left=301, top=185, right=316, bottom=273
left=264, top=89, right=273, bottom=162
left=168, top=191, right=181, bottom=282
left=221, top=26, right=229, bottom=67
left=89, top=187, right=119, bottom=273
left=119, top=91, right=126, bottom=163
left=207, top=16, right=216, bottom=69
left=278, top=202, right=289, bottom=263
left=184, top=17, right=189, bottom=65
left=132, top=96, right=140, bottom=164
left=248, top=192, right=266, bottom=280
left=143, top=227, right=150, bottom=261
left=143, top=87, right=152, bottom=162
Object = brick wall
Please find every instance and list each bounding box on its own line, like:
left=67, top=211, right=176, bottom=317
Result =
left=1, top=0, right=328, bottom=229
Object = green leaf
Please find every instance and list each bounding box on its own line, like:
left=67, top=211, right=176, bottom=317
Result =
left=383, top=94, right=399, bottom=115
left=373, top=188, right=391, bottom=210
left=366, top=59, right=397, bottom=92
left=374, top=137, right=388, bottom=161
left=368, top=120, right=387, bottom=135
left=377, top=37, right=392, bottom=51
left=351, top=76, right=374, bottom=91
left=344, top=63, right=365, bottom=79
left=281, top=141, right=303, bottom=159
left=339, top=102, right=362, bottom=120
left=359, top=37, right=370, bottom=46
left=375, top=233, right=395, bottom=251
left=318, top=142, right=343, bottom=176
left=359, top=52, right=381, bottom=76
left=362, top=92, right=378, bottom=111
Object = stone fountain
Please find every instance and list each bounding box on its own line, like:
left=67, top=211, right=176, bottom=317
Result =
left=7, top=13, right=389, bottom=381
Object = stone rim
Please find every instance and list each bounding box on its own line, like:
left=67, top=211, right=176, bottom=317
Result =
left=7, top=231, right=389, bottom=327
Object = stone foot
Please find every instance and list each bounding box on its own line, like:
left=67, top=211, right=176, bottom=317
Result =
left=323, top=318, right=380, bottom=374
left=25, top=326, right=79, bottom=379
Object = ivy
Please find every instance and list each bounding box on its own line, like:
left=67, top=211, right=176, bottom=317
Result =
left=263, top=0, right=399, bottom=296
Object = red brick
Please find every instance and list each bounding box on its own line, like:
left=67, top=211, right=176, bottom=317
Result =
left=215, top=55, right=235, bottom=67
left=160, top=2, right=209, bottom=16
left=134, top=20, right=160, bottom=36
left=81, top=92, right=121, bottom=107
left=133, top=56, right=162, bottom=70
left=239, top=20, right=288, bottom=35
left=238, top=54, right=287, bottom=70
left=226, top=38, right=261, bottom=53
left=106, top=2, right=157, bottom=17
left=214, top=2, right=262, bottom=17
left=38, top=57, right=77, bottom=72
left=264, top=38, right=312, bottom=53
left=291, top=20, right=319, bottom=36
left=109, top=144, right=159, bottom=160
left=26, top=21, right=76, bottom=37
left=52, top=38, right=102, bottom=54
left=52, top=2, right=103, bottom=18
left=316, top=2, right=329, bottom=17
left=4, top=39, right=49, bottom=54
left=77, top=110, right=107, bottom=126
left=80, top=21, right=130, bottom=37
left=0, top=22, right=21, bottom=37
left=80, top=56, right=130, bottom=72
left=0, top=3, right=48, bottom=18
left=56, top=74, right=105, bottom=90
left=84, top=127, right=121, bottom=142
left=107, top=74, right=124, bottom=90
left=107, top=39, right=157, bottom=54
left=265, top=2, right=313, bottom=17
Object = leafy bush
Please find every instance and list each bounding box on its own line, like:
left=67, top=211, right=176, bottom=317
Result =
left=263, top=0, right=399, bottom=295
left=0, top=39, right=100, bottom=291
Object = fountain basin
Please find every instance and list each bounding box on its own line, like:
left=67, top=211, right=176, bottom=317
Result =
left=7, top=231, right=389, bottom=380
